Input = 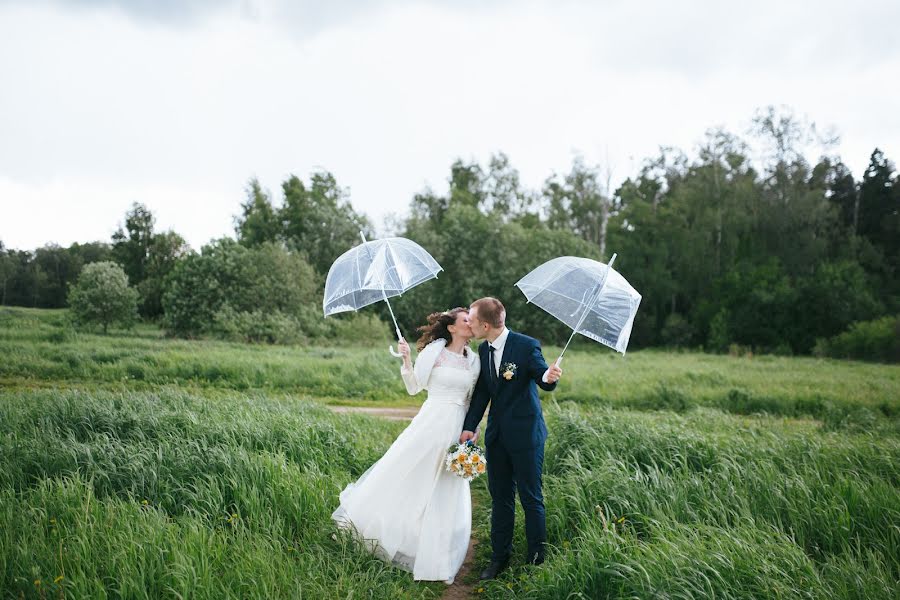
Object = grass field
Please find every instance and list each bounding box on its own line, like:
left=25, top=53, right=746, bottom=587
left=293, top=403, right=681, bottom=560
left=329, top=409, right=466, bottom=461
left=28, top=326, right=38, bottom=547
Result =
left=1, top=307, right=898, bottom=598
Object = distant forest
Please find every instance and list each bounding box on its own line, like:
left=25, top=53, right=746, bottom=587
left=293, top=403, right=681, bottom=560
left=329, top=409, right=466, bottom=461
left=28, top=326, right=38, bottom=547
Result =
left=2, top=107, right=897, bottom=358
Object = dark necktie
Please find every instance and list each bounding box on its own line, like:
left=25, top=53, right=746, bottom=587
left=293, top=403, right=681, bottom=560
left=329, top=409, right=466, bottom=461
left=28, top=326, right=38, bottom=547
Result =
left=488, top=344, right=498, bottom=387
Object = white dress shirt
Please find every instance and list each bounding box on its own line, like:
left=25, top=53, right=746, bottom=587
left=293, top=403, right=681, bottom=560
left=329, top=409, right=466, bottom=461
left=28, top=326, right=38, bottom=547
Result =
left=487, top=327, right=510, bottom=377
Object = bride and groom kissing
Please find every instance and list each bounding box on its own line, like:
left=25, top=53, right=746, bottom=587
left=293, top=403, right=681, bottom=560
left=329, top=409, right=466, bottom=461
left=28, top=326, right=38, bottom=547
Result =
left=331, top=296, right=562, bottom=585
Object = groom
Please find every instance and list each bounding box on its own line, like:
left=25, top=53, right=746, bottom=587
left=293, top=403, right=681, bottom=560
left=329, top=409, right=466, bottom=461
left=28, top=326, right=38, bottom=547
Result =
left=459, top=297, right=562, bottom=580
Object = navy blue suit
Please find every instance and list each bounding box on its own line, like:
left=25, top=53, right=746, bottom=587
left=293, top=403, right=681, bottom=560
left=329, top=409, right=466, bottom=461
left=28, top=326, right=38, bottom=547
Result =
left=462, top=330, right=557, bottom=562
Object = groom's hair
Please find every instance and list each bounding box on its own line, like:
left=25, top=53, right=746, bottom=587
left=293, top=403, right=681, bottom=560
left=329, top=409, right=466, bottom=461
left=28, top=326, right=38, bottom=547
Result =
left=471, top=297, right=505, bottom=329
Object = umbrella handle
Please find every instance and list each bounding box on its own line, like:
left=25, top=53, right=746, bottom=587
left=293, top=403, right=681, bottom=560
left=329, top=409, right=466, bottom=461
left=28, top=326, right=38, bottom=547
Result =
left=389, top=333, right=406, bottom=358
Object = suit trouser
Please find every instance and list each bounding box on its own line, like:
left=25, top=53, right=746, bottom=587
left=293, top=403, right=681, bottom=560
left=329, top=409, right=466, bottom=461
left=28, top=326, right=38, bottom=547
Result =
left=485, top=437, right=546, bottom=562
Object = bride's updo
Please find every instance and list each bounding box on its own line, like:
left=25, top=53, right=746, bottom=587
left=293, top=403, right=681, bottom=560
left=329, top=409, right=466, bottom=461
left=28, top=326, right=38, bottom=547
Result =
left=416, top=307, right=468, bottom=355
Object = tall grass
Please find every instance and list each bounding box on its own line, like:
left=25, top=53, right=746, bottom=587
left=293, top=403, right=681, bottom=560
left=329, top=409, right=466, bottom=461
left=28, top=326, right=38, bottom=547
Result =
left=3, top=307, right=899, bottom=598
left=474, top=405, right=900, bottom=599
left=0, top=387, right=443, bottom=598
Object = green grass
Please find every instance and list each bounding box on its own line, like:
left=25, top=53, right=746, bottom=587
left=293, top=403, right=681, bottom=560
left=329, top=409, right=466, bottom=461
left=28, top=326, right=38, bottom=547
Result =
left=1, top=307, right=899, bottom=598
left=0, top=387, right=444, bottom=598
left=3, top=307, right=898, bottom=425
left=471, top=405, right=899, bottom=599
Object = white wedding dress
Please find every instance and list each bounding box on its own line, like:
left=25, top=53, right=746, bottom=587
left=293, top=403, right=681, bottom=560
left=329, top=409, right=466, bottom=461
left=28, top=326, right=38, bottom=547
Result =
left=331, top=340, right=480, bottom=583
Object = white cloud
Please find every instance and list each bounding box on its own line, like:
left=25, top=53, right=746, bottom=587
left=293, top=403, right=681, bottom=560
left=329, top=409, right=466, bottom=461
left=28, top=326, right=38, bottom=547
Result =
left=1, top=0, right=898, bottom=250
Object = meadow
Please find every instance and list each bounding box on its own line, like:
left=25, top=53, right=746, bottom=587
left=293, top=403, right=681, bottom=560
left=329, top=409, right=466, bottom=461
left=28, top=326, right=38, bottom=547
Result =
left=1, top=307, right=898, bottom=598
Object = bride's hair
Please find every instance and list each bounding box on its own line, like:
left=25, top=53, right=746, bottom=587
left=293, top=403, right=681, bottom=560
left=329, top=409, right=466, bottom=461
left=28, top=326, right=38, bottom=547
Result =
left=416, top=307, right=469, bottom=355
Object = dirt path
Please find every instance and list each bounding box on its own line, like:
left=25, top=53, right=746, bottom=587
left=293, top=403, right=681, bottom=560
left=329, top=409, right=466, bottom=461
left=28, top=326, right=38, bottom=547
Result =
left=440, top=493, right=479, bottom=600
left=329, top=404, right=480, bottom=599
left=327, top=406, right=420, bottom=421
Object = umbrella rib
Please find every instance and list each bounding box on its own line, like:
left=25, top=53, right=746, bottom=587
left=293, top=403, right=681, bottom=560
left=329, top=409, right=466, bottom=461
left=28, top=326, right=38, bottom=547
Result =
left=354, top=240, right=370, bottom=310
left=533, top=260, right=577, bottom=290
left=519, top=285, right=596, bottom=307
left=517, top=264, right=568, bottom=287
left=385, top=242, right=404, bottom=290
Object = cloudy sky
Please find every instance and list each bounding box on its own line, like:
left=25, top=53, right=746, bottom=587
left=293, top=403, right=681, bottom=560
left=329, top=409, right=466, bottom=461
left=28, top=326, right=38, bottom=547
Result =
left=2, top=0, right=898, bottom=251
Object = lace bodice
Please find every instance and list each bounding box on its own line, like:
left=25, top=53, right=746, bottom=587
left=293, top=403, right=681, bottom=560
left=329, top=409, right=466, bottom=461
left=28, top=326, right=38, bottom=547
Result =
left=400, top=346, right=480, bottom=406
left=433, top=348, right=472, bottom=370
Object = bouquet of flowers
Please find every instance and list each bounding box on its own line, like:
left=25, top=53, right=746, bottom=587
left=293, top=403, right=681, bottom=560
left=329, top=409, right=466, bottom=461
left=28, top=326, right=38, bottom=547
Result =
left=445, top=440, right=487, bottom=481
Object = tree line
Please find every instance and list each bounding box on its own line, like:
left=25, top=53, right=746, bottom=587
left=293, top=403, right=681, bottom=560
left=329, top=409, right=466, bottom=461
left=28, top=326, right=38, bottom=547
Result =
left=1, top=107, right=897, bottom=359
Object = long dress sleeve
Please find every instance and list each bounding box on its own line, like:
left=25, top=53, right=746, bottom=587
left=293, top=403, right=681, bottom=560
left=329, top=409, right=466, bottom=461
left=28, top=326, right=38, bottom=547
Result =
left=400, top=363, right=424, bottom=395
left=399, top=339, right=444, bottom=396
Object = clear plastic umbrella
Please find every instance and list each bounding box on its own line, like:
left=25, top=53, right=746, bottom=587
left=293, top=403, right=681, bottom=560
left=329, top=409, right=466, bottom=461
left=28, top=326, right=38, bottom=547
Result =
left=323, top=232, right=442, bottom=356
left=515, top=253, right=641, bottom=362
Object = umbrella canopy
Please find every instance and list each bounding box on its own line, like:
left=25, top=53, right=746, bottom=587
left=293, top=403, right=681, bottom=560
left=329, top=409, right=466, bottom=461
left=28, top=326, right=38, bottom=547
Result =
left=323, top=234, right=442, bottom=342
left=515, top=253, right=641, bottom=357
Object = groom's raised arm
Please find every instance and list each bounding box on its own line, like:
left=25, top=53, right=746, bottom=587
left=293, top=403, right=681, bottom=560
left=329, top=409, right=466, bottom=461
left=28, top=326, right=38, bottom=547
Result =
left=462, top=371, right=490, bottom=434
left=529, top=339, right=558, bottom=392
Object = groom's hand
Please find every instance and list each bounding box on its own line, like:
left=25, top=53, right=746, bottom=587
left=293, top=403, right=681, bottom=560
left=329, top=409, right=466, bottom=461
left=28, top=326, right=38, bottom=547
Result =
left=544, top=363, right=562, bottom=384
left=459, top=430, right=476, bottom=444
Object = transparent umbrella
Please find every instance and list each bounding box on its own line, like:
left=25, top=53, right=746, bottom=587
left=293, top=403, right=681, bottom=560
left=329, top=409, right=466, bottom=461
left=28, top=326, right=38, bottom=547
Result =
left=323, top=232, right=442, bottom=356
left=515, top=253, right=641, bottom=363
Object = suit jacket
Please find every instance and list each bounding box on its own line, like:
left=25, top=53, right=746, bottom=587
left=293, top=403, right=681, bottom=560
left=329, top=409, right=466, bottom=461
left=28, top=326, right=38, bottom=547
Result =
left=462, top=330, right=557, bottom=451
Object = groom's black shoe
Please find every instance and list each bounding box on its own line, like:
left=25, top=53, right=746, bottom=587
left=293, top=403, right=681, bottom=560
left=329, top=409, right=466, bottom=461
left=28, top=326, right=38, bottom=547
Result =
left=479, top=558, right=510, bottom=580
left=527, top=550, right=545, bottom=566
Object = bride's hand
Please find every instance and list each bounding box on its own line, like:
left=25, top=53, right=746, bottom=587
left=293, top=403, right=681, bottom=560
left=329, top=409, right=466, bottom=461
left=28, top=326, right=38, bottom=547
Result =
left=398, top=338, right=411, bottom=367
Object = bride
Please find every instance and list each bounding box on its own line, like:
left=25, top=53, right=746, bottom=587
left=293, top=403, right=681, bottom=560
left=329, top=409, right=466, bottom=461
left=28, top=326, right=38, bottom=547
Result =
left=331, top=307, right=480, bottom=584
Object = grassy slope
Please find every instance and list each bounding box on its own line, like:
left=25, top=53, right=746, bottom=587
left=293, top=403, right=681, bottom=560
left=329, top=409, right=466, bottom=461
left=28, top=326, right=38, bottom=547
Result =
left=3, top=307, right=898, bottom=422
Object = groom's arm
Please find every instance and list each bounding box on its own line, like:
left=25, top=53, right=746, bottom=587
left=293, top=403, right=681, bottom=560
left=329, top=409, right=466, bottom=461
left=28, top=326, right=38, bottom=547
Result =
left=462, top=373, right=490, bottom=434
left=529, top=339, right=558, bottom=392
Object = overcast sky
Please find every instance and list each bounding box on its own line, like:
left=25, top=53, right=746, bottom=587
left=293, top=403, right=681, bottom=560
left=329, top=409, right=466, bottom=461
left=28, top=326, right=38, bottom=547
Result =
left=2, top=0, right=898, bottom=251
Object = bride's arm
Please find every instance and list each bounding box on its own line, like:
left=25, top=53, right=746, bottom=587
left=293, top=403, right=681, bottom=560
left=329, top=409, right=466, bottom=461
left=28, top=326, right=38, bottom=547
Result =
left=399, top=339, right=424, bottom=395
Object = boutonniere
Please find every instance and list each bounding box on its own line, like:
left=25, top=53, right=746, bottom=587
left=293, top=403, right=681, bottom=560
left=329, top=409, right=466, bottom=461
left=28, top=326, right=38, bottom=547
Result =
left=501, top=362, right=517, bottom=380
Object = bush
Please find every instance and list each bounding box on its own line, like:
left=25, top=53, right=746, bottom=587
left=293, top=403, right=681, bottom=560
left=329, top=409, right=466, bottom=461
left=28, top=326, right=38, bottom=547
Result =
left=814, top=315, right=900, bottom=363
left=162, top=240, right=320, bottom=339
left=212, top=306, right=306, bottom=344
left=162, top=239, right=393, bottom=344
left=67, top=261, right=139, bottom=333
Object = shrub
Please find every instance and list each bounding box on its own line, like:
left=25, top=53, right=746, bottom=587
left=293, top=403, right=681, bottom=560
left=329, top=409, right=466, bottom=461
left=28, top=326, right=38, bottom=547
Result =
left=67, top=262, right=139, bottom=333
left=212, top=306, right=306, bottom=344
left=162, top=240, right=320, bottom=338
left=814, top=315, right=899, bottom=363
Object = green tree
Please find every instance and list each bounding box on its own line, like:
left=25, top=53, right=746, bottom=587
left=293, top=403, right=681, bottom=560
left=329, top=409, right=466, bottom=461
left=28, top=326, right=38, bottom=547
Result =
left=162, top=239, right=319, bottom=338
left=112, top=203, right=188, bottom=318
left=793, top=260, right=883, bottom=352
left=68, top=261, right=139, bottom=333
left=607, top=149, right=689, bottom=346
left=33, top=244, right=84, bottom=308
left=139, top=231, right=189, bottom=318
left=543, top=156, right=618, bottom=258
left=400, top=201, right=599, bottom=344
left=112, top=203, right=155, bottom=285
left=857, top=150, right=896, bottom=251
left=0, top=241, right=14, bottom=305
left=751, top=106, right=839, bottom=277
left=280, top=171, right=371, bottom=276
left=821, top=158, right=859, bottom=237
left=483, top=153, right=540, bottom=226
left=858, top=150, right=899, bottom=300
left=235, top=178, right=281, bottom=247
